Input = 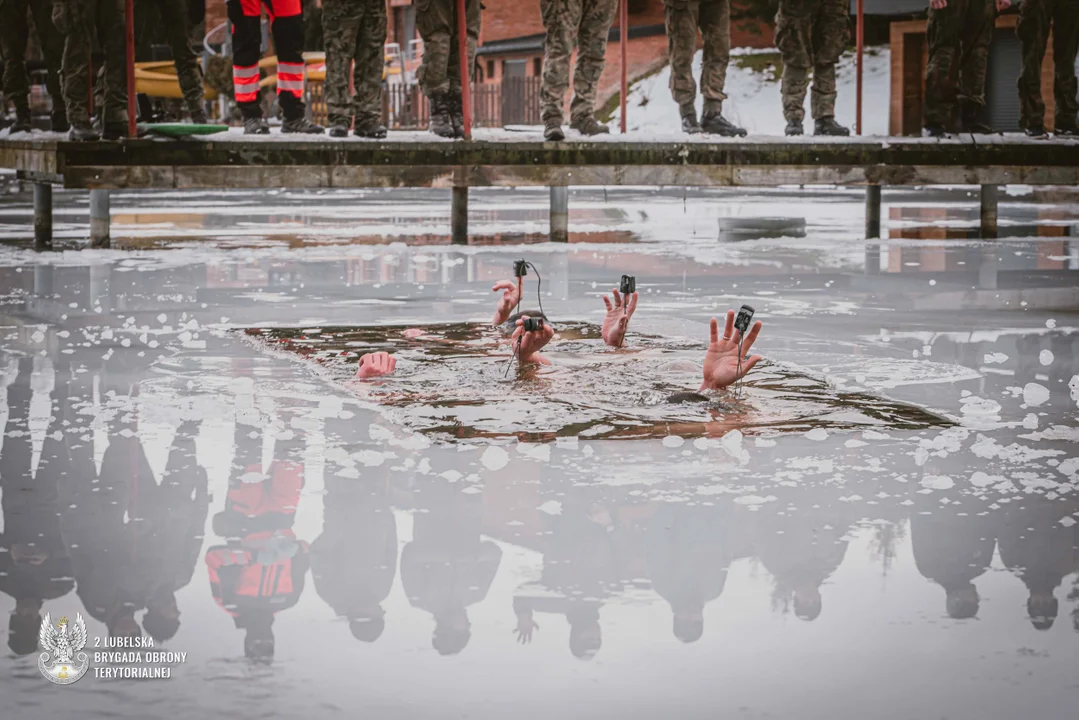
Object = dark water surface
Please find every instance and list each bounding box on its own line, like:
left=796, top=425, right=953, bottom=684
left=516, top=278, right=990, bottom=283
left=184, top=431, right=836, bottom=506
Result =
left=0, top=186, right=1077, bottom=719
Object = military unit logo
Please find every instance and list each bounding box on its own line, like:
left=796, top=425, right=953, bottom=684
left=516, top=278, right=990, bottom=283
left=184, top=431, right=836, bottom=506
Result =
left=37, top=613, right=90, bottom=685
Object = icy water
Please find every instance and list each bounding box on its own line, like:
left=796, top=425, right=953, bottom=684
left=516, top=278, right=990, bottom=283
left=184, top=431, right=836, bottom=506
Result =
left=0, top=185, right=1078, bottom=719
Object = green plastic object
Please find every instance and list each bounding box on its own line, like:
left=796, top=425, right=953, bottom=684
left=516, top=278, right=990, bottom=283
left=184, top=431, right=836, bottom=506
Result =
left=139, top=123, right=229, bottom=137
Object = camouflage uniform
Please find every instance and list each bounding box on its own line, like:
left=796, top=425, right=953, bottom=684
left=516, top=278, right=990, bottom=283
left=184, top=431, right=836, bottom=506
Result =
left=0, top=0, right=66, bottom=116
left=540, top=0, right=617, bottom=125
left=52, top=0, right=129, bottom=126
left=775, top=0, right=849, bottom=123
left=1016, top=0, right=1079, bottom=131
left=322, top=0, right=386, bottom=126
left=924, top=0, right=996, bottom=129
left=136, top=0, right=205, bottom=116
left=416, top=0, right=481, bottom=96
left=664, top=0, right=731, bottom=116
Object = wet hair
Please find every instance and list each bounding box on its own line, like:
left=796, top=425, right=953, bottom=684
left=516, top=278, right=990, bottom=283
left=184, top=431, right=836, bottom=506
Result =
left=673, top=616, right=704, bottom=644
left=349, top=614, right=386, bottom=643
left=432, top=624, right=471, bottom=656
left=667, top=391, right=710, bottom=404
left=8, top=612, right=41, bottom=656
left=1028, top=596, right=1058, bottom=631
left=142, top=608, right=181, bottom=643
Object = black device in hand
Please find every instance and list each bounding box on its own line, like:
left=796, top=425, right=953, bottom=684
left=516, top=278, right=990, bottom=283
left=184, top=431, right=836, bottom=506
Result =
left=514, top=260, right=529, bottom=278
left=620, top=275, right=636, bottom=295
left=734, top=304, right=755, bottom=335
left=522, top=317, right=544, bottom=333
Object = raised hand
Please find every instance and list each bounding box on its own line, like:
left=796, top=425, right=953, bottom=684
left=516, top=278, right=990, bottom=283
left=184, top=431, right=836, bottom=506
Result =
left=492, top=278, right=523, bottom=326
left=700, top=310, right=763, bottom=391
left=601, top=289, right=638, bottom=347
left=355, top=351, right=397, bottom=379
left=510, top=315, right=554, bottom=365
left=514, top=614, right=539, bottom=644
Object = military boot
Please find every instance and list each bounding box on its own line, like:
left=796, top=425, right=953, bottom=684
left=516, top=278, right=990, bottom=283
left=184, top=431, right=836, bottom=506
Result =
left=814, top=117, right=850, bottom=136
left=11, top=105, right=32, bottom=133
left=1055, top=124, right=1079, bottom=138
left=282, top=116, right=325, bottom=134
left=923, top=124, right=947, bottom=138
left=449, top=92, right=465, bottom=138
left=543, top=119, right=565, bottom=141
left=354, top=116, right=388, bottom=139
left=960, top=104, right=994, bottom=134
left=328, top=117, right=351, bottom=138
left=190, top=108, right=209, bottom=125
left=244, top=117, right=270, bottom=135
left=784, top=118, right=804, bottom=136
left=681, top=110, right=702, bottom=134
left=51, top=110, right=70, bottom=132
left=701, top=112, right=747, bottom=137
left=103, top=121, right=129, bottom=140
left=68, top=123, right=102, bottom=142
left=428, top=93, right=455, bottom=138
left=570, top=115, right=610, bottom=136
left=1024, top=125, right=1048, bottom=139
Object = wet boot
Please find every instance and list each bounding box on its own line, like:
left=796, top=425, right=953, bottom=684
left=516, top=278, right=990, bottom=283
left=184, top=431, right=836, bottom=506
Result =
left=449, top=92, right=465, bottom=138
left=960, top=104, right=995, bottom=134
left=354, top=116, right=387, bottom=139
left=328, top=118, right=351, bottom=138
left=681, top=105, right=701, bottom=134
left=102, top=121, right=128, bottom=140
left=785, top=118, right=804, bottom=136
left=570, top=115, right=610, bottom=136
left=282, top=116, right=325, bottom=134
left=51, top=109, right=70, bottom=133
left=11, top=105, right=32, bottom=133
left=1024, top=125, right=1048, bottom=139
left=68, top=122, right=102, bottom=141
left=190, top=108, right=209, bottom=125
left=543, top=118, right=564, bottom=142
left=701, top=111, right=747, bottom=137
left=428, top=92, right=455, bottom=138
left=244, top=116, right=270, bottom=135
left=814, top=116, right=850, bottom=136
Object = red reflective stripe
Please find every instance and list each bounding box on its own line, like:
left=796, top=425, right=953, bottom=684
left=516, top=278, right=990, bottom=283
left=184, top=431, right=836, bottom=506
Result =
left=268, top=0, right=302, bottom=17
left=240, top=0, right=261, bottom=16
left=236, top=93, right=259, bottom=102
left=276, top=72, right=304, bottom=82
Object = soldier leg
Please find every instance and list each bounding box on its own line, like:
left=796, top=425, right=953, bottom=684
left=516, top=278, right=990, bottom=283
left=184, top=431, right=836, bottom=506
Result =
left=809, top=0, right=848, bottom=120
left=54, top=0, right=95, bottom=127
left=227, top=0, right=265, bottom=119
left=29, top=0, right=68, bottom=119
left=569, top=0, right=616, bottom=124
left=955, top=0, right=994, bottom=113
left=924, top=0, right=966, bottom=128
left=266, top=0, right=307, bottom=120
left=1050, top=0, right=1079, bottom=129
left=416, top=0, right=453, bottom=97
left=322, top=0, right=362, bottom=125
left=450, top=0, right=481, bottom=91
left=1015, top=0, right=1049, bottom=130
left=96, top=0, right=128, bottom=125
left=541, top=0, right=582, bottom=124
left=776, top=0, right=814, bottom=123
left=353, top=0, right=387, bottom=123
left=697, top=0, right=731, bottom=116
left=0, top=0, right=31, bottom=111
left=156, top=0, right=205, bottom=116
left=664, top=0, right=701, bottom=116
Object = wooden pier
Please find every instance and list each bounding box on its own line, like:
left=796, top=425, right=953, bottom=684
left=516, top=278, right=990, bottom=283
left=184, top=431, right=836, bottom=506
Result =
left=3, top=129, right=1078, bottom=248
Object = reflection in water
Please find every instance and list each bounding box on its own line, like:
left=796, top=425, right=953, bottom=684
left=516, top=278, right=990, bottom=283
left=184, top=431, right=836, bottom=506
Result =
left=252, top=324, right=952, bottom=442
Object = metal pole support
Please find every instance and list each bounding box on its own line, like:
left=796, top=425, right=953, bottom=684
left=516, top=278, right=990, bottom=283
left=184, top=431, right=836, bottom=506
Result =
left=90, top=189, right=111, bottom=248
left=980, top=184, right=998, bottom=239
left=865, top=183, right=881, bottom=239
left=550, top=186, right=569, bottom=243
left=451, top=186, right=468, bottom=245
left=33, top=183, right=53, bottom=251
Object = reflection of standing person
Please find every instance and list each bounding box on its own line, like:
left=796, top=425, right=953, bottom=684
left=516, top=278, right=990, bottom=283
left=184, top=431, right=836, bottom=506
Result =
left=0, top=0, right=68, bottom=132
left=664, top=0, right=746, bottom=136
left=775, top=0, right=850, bottom=136
left=415, top=0, right=481, bottom=138
left=1013, top=0, right=1079, bottom=137
left=923, top=0, right=1000, bottom=136
left=0, top=359, right=75, bottom=655
left=911, top=504, right=995, bottom=618
left=401, top=481, right=501, bottom=655
left=322, top=0, right=388, bottom=138
left=539, top=0, right=617, bottom=141
left=998, top=497, right=1079, bottom=630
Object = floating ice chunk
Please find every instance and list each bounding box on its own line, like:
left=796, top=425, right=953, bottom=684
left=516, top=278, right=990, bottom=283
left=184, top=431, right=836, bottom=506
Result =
left=1046, top=319, right=1056, bottom=329
left=336, top=466, right=360, bottom=479
left=755, top=438, right=777, bottom=447
left=440, top=470, right=462, bottom=482
left=804, top=428, right=828, bottom=441
left=1059, top=516, right=1076, bottom=528
left=417, top=458, right=431, bottom=475
left=556, top=436, right=579, bottom=450
left=395, top=434, right=430, bottom=450
left=351, top=450, right=386, bottom=467
left=1022, top=413, right=1039, bottom=430
left=921, top=475, right=954, bottom=490
left=518, top=443, right=551, bottom=462
left=845, top=439, right=868, bottom=448
left=31, top=331, right=45, bottom=344
left=1023, top=383, right=1050, bottom=407
left=1039, top=350, right=1054, bottom=366
left=663, top=436, right=685, bottom=448
left=157, top=314, right=167, bottom=323
left=970, top=471, right=1004, bottom=488
left=481, top=445, right=509, bottom=471
left=721, top=430, right=749, bottom=463
left=1057, top=457, right=1079, bottom=480
left=734, top=494, right=777, bottom=506
left=538, top=501, right=562, bottom=516
left=983, top=352, right=1008, bottom=364
left=960, top=396, right=1001, bottom=416
left=239, top=471, right=267, bottom=484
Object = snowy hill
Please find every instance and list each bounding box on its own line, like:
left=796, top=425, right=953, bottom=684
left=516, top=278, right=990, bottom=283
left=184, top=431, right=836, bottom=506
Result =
left=610, top=46, right=891, bottom=137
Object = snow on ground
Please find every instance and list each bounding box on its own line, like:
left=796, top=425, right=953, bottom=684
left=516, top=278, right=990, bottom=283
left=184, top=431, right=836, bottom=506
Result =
left=610, top=46, right=892, bottom=137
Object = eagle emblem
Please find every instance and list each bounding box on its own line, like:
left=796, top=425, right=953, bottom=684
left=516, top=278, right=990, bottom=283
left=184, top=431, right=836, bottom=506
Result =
left=38, top=613, right=90, bottom=685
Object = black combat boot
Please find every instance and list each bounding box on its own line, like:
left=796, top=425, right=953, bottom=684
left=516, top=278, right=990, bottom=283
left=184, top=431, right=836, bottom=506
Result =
left=282, top=116, right=325, bottom=134
left=701, top=112, right=747, bottom=137
left=543, top=118, right=565, bottom=141
left=102, top=121, right=128, bottom=140
left=1054, top=123, right=1078, bottom=138
left=1024, top=125, right=1048, bottom=139
left=681, top=110, right=702, bottom=134
left=449, top=91, right=465, bottom=138
left=244, top=117, right=270, bottom=135
left=328, top=117, right=351, bottom=138
left=814, top=116, right=850, bottom=136
left=51, top=108, right=70, bottom=132
left=11, top=105, right=32, bottom=133
left=570, top=115, right=610, bottom=136
left=428, top=92, right=455, bottom=138
left=923, top=124, right=947, bottom=138
left=960, top=103, right=995, bottom=134
left=354, top=116, right=387, bottom=139
left=190, top=108, right=209, bottom=125
left=68, top=123, right=102, bottom=142
left=785, top=118, right=804, bottom=136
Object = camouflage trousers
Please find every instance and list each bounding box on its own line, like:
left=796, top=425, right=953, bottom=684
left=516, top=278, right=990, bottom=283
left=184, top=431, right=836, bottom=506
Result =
left=136, top=0, right=205, bottom=114
left=775, top=0, right=849, bottom=122
left=1016, top=0, right=1079, bottom=130
left=0, top=0, right=66, bottom=112
left=924, top=0, right=995, bottom=127
left=52, top=0, right=128, bottom=125
left=416, top=0, right=481, bottom=96
left=322, top=0, right=386, bottom=124
left=540, top=0, right=617, bottom=124
left=664, top=0, right=730, bottom=116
